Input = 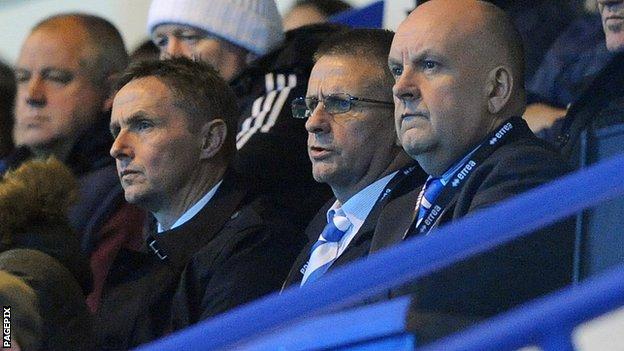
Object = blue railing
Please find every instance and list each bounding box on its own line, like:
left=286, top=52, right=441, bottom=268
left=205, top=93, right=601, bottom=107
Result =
left=138, top=153, right=624, bottom=350
left=421, top=264, right=624, bottom=351
left=329, top=0, right=384, bottom=28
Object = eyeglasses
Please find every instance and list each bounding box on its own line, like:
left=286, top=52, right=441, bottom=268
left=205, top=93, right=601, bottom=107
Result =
left=291, top=93, right=394, bottom=119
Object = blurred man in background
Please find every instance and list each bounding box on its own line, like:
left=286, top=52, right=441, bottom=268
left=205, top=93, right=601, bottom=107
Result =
left=558, top=0, right=624, bottom=165
left=6, top=13, right=145, bottom=313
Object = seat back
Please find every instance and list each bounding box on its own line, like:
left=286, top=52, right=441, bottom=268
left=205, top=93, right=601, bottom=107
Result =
left=577, top=123, right=624, bottom=279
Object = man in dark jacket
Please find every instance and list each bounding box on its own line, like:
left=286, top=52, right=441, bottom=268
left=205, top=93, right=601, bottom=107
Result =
left=100, top=57, right=303, bottom=349
left=385, top=0, right=575, bottom=343
left=282, top=29, right=425, bottom=287
left=6, top=13, right=146, bottom=312
left=557, top=0, right=624, bottom=167
left=146, top=0, right=336, bottom=232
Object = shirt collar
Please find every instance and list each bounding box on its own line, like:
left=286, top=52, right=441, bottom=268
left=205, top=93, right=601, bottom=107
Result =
left=326, top=171, right=398, bottom=227
left=157, top=180, right=224, bottom=233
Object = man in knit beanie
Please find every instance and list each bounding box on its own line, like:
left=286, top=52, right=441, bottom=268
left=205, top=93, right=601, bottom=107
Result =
left=147, top=0, right=335, bottom=233
left=148, top=0, right=284, bottom=82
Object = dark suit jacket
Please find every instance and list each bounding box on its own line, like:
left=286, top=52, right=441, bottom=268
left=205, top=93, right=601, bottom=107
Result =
left=559, top=52, right=624, bottom=168
left=372, top=121, right=576, bottom=343
left=283, top=165, right=426, bottom=287
left=94, top=170, right=304, bottom=350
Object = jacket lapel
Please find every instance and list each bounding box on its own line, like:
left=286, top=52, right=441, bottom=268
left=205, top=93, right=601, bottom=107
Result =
left=147, top=170, right=249, bottom=270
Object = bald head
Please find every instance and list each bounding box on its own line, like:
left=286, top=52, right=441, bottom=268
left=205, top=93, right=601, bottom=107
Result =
left=33, top=14, right=128, bottom=89
left=390, top=0, right=526, bottom=175
left=404, top=0, right=525, bottom=112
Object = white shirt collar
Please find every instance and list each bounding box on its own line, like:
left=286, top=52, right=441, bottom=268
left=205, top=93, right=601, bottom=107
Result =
left=325, top=171, right=398, bottom=254
left=327, top=171, right=398, bottom=225
left=157, top=180, right=224, bottom=233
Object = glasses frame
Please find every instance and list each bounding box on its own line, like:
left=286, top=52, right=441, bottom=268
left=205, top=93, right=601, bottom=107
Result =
left=291, top=93, right=393, bottom=119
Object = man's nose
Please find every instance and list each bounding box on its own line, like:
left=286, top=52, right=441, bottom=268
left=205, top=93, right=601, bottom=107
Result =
left=393, top=70, right=420, bottom=103
left=161, top=37, right=188, bottom=59
left=25, top=76, right=46, bottom=108
left=305, top=102, right=332, bottom=135
left=110, top=130, right=134, bottom=160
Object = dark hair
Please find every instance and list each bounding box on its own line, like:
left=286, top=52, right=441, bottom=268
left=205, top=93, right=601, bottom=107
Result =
left=314, top=28, right=395, bottom=98
left=115, top=57, right=240, bottom=162
left=0, top=61, right=15, bottom=157
left=294, top=0, right=352, bottom=16
left=33, top=13, right=129, bottom=90
left=130, top=39, right=160, bottom=64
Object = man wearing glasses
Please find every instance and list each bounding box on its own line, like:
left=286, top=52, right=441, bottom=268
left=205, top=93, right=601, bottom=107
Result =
left=282, top=29, right=425, bottom=287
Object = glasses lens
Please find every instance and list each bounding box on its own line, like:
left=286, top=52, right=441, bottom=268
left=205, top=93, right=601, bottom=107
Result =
left=291, top=97, right=309, bottom=119
left=325, top=95, right=351, bottom=114
left=305, top=97, right=319, bottom=112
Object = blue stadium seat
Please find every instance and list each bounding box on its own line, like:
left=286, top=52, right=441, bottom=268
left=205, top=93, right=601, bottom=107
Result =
left=577, top=123, right=624, bottom=279
left=328, top=0, right=384, bottom=29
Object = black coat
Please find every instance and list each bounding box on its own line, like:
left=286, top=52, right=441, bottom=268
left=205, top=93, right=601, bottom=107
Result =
left=94, top=171, right=305, bottom=350
left=558, top=52, right=624, bottom=168
left=282, top=165, right=426, bottom=287
left=372, top=120, right=575, bottom=343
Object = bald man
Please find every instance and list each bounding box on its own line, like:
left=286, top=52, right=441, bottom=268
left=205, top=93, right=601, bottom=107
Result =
left=375, top=0, right=575, bottom=342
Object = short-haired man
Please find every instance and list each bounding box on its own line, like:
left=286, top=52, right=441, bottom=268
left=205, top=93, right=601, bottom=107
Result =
left=100, top=57, right=302, bottom=349
left=380, top=0, right=575, bottom=340
left=147, top=0, right=337, bottom=232
left=558, top=0, right=624, bottom=166
left=282, top=29, right=425, bottom=287
left=13, top=14, right=127, bottom=162
left=6, top=13, right=145, bottom=312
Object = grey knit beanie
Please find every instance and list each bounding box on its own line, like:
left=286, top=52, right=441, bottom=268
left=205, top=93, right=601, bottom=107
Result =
left=147, top=0, right=285, bottom=56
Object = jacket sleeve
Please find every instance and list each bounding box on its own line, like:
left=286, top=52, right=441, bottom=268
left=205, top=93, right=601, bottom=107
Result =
left=234, top=72, right=312, bottom=185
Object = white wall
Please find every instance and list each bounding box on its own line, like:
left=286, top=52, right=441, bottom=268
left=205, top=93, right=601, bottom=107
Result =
left=0, top=0, right=378, bottom=65
left=0, top=0, right=153, bottom=64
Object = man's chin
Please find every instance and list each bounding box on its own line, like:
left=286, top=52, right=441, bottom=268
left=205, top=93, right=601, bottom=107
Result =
left=401, top=139, right=434, bottom=161
left=15, top=138, right=51, bottom=149
left=123, top=189, right=159, bottom=212
left=311, top=166, right=336, bottom=185
left=606, top=35, right=624, bottom=52
left=123, top=190, right=145, bottom=206
left=15, top=134, right=65, bottom=155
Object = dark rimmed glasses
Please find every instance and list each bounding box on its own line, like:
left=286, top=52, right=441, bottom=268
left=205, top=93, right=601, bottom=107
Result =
left=291, top=93, right=394, bottom=119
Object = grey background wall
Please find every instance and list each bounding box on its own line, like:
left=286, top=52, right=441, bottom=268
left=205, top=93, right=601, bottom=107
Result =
left=0, top=0, right=374, bottom=64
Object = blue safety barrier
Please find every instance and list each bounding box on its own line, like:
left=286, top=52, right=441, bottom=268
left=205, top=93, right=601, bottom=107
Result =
left=237, top=297, right=414, bottom=350
left=420, top=264, right=624, bottom=351
left=137, top=153, right=624, bottom=351
left=577, top=123, right=624, bottom=279
left=329, top=0, right=384, bottom=28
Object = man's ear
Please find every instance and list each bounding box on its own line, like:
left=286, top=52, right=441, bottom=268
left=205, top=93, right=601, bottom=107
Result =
left=485, top=66, right=513, bottom=114
left=199, top=119, right=227, bottom=160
